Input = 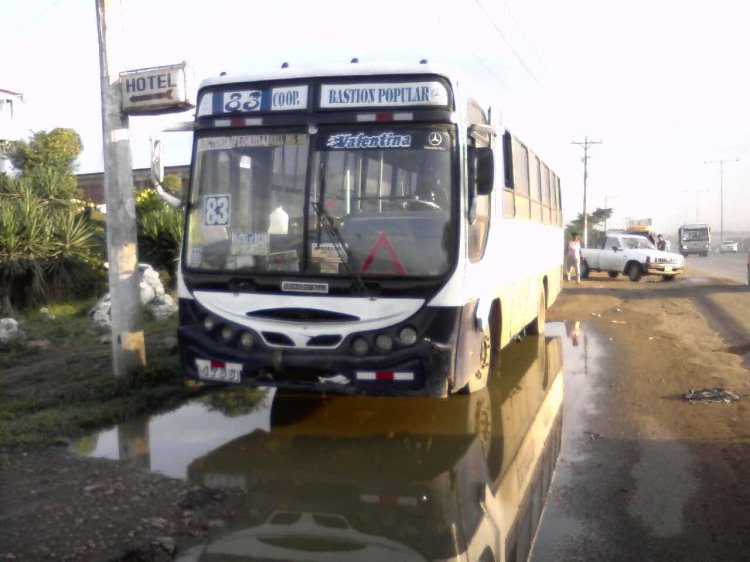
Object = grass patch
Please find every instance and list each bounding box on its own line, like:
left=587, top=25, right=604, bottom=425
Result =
left=0, top=300, right=202, bottom=450
left=21, top=299, right=99, bottom=343
left=0, top=352, right=202, bottom=449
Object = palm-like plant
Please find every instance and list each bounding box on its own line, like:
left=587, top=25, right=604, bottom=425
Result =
left=0, top=175, right=102, bottom=314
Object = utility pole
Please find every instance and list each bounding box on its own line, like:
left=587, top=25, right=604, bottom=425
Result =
left=96, top=0, right=146, bottom=377
left=571, top=136, right=602, bottom=247
left=684, top=188, right=711, bottom=223
left=704, top=158, right=739, bottom=244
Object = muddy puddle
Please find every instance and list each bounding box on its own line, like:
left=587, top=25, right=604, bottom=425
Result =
left=73, top=322, right=609, bottom=561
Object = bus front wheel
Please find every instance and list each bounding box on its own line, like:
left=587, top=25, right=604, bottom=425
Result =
left=467, top=327, right=491, bottom=393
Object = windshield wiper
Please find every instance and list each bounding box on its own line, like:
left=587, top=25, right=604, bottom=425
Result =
left=311, top=200, right=369, bottom=295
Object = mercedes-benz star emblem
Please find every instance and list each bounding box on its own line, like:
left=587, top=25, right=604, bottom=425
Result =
left=428, top=132, right=443, bottom=146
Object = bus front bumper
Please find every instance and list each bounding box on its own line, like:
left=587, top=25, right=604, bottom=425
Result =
left=177, top=326, right=455, bottom=398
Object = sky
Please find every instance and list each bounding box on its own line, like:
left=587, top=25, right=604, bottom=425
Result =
left=2, top=0, right=750, bottom=237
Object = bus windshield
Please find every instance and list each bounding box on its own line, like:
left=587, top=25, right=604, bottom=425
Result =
left=681, top=227, right=709, bottom=241
left=185, top=125, right=456, bottom=278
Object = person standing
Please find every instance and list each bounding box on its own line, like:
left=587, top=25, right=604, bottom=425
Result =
left=656, top=234, right=666, bottom=251
left=565, top=232, right=582, bottom=283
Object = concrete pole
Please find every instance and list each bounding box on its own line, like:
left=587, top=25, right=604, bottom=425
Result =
left=571, top=137, right=602, bottom=247
left=96, top=0, right=146, bottom=376
left=704, top=158, right=739, bottom=246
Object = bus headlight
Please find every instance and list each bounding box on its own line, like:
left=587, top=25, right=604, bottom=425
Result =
left=398, top=326, right=418, bottom=346
left=220, top=326, right=233, bottom=343
left=239, top=332, right=255, bottom=349
left=352, top=337, right=369, bottom=356
left=203, top=315, right=216, bottom=332
left=375, top=333, right=394, bottom=352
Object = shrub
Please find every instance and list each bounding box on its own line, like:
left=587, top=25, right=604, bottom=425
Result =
left=136, top=188, right=183, bottom=287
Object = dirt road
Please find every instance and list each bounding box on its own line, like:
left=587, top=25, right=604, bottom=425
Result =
left=2, top=267, right=750, bottom=561
left=534, top=268, right=750, bottom=561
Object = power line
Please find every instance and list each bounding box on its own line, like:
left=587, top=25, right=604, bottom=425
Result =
left=424, top=1, right=514, bottom=94
left=0, top=0, right=64, bottom=47
left=497, top=0, right=548, bottom=72
left=473, top=0, right=542, bottom=86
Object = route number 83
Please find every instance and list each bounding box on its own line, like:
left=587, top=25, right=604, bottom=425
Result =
left=224, top=90, right=261, bottom=112
left=204, top=194, right=231, bottom=226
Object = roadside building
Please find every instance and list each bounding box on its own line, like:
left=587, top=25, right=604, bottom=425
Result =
left=0, top=87, right=24, bottom=174
left=76, top=165, right=190, bottom=211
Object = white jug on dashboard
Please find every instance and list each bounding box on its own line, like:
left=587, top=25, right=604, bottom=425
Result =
left=268, top=206, right=289, bottom=235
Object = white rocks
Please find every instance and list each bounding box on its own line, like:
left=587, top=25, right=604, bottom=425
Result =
left=89, top=264, right=178, bottom=329
left=0, top=318, right=22, bottom=344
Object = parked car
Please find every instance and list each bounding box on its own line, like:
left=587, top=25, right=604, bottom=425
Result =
left=581, top=233, right=685, bottom=282
left=720, top=240, right=739, bottom=253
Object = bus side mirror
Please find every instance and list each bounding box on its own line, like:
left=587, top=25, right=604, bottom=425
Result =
left=150, top=136, right=181, bottom=209
left=474, top=147, right=494, bottom=196
left=150, top=137, right=164, bottom=185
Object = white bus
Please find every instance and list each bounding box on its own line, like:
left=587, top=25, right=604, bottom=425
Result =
left=156, top=62, right=563, bottom=397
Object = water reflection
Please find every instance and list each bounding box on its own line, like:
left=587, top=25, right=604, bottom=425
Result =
left=73, top=390, right=274, bottom=479
left=178, top=335, right=564, bottom=562
left=74, top=331, right=565, bottom=561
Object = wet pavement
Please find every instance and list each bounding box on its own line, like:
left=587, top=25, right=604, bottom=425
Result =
left=74, top=325, right=571, bottom=561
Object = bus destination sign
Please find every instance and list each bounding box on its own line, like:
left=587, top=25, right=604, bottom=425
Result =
left=319, top=81, right=449, bottom=109
left=120, top=62, right=194, bottom=115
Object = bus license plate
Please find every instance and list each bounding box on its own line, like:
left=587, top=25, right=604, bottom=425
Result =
left=664, top=266, right=672, bottom=273
left=196, top=359, right=242, bottom=383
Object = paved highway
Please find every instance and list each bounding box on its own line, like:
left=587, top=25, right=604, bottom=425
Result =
left=683, top=250, right=748, bottom=284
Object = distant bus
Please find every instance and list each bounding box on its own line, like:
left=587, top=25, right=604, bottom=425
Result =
left=154, top=62, right=564, bottom=397
left=677, top=224, right=710, bottom=256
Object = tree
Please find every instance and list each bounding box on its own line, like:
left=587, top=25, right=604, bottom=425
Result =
left=566, top=207, right=614, bottom=248
left=4, top=128, right=84, bottom=201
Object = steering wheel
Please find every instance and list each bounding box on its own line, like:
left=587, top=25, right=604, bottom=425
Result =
left=405, top=199, right=441, bottom=211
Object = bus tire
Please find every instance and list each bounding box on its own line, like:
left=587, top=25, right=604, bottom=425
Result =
left=467, top=327, right=491, bottom=393
left=526, top=286, right=547, bottom=335
left=627, top=262, right=643, bottom=282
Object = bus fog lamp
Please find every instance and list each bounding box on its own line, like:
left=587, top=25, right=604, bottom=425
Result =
left=220, top=326, right=233, bottom=342
left=375, top=333, right=394, bottom=352
left=239, top=332, right=255, bottom=349
left=398, top=326, right=418, bottom=346
left=352, top=337, right=369, bottom=356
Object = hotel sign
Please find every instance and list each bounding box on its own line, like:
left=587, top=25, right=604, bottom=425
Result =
left=120, top=62, right=194, bottom=115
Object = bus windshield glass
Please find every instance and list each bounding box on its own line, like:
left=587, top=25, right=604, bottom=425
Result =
left=681, top=227, right=709, bottom=241
left=185, top=126, right=456, bottom=278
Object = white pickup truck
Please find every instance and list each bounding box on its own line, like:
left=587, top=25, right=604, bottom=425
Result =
left=580, top=233, right=685, bottom=282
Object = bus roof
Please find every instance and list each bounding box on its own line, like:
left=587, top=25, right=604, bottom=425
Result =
left=199, top=62, right=463, bottom=90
